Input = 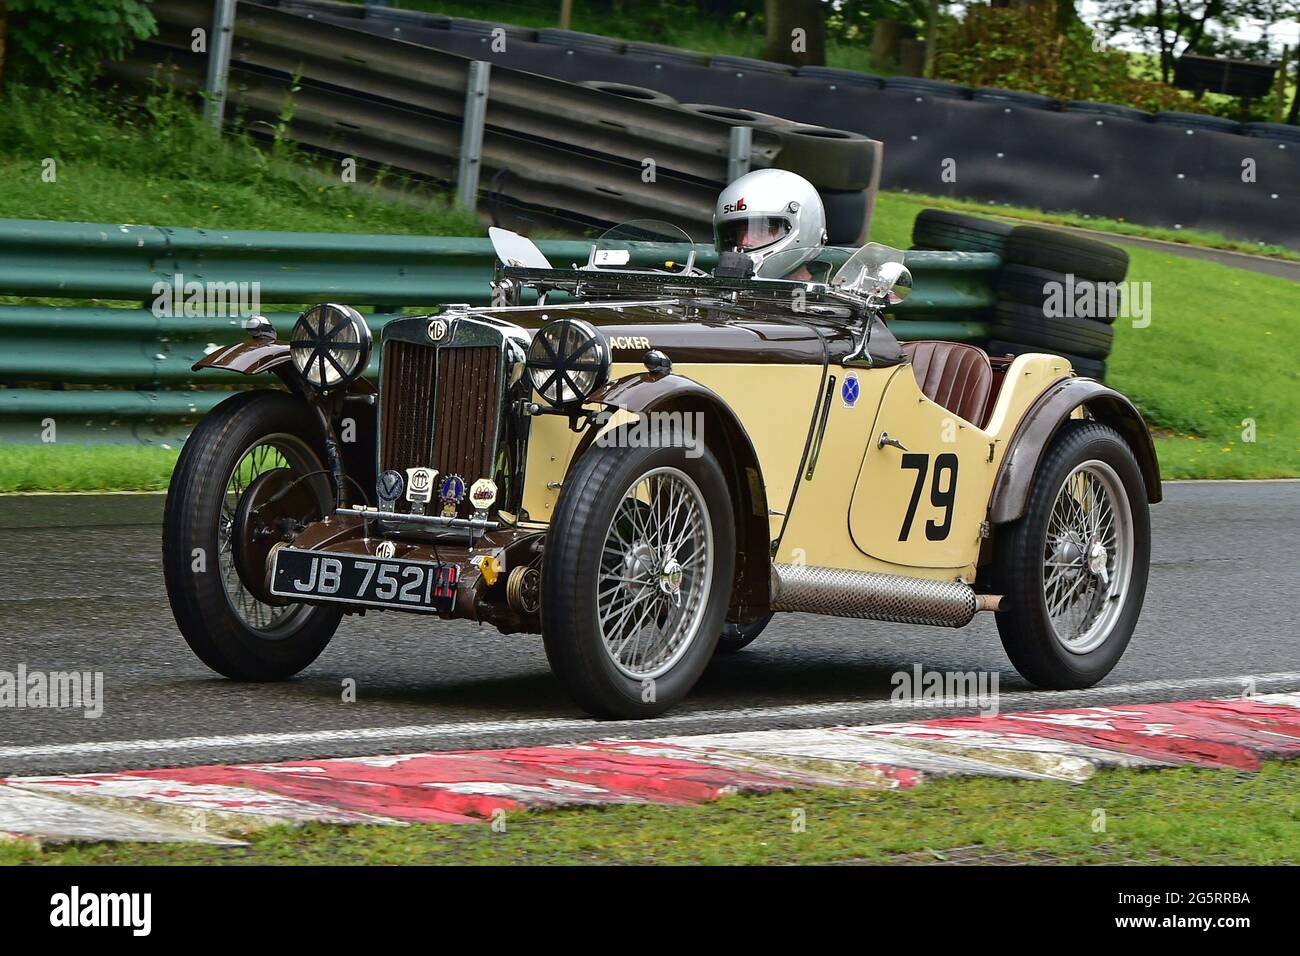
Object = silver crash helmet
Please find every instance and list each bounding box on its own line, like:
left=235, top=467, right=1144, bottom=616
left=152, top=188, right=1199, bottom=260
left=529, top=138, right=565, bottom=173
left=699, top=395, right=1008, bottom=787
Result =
left=713, top=168, right=827, bottom=274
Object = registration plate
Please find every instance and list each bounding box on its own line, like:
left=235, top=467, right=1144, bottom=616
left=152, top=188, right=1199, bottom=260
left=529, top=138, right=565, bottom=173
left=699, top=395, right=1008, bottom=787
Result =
left=269, top=548, right=459, bottom=614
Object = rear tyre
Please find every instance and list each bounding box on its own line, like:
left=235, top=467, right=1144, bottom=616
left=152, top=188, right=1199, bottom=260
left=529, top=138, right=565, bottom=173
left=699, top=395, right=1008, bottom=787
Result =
left=993, top=421, right=1150, bottom=689
left=542, top=438, right=736, bottom=718
left=163, top=390, right=342, bottom=681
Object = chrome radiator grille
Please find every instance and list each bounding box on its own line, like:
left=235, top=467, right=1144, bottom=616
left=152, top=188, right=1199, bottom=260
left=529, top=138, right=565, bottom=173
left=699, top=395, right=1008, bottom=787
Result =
left=379, top=340, right=502, bottom=515
left=432, top=345, right=501, bottom=490
left=379, top=340, right=437, bottom=478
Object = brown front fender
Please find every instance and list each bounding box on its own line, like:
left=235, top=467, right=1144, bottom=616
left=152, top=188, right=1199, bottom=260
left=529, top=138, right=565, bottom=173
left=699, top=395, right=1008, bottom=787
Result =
left=193, top=338, right=377, bottom=397
left=575, top=371, right=772, bottom=623
left=989, top=376, right=1162, bottom=524
left=193, top=339, right=307, bottom=393
left=193, top=338, right=378, bottom=496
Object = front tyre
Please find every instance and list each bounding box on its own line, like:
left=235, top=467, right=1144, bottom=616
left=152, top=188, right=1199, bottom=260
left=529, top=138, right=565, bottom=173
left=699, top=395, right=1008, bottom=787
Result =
left=542, top=439, right=736, bottom=718
left=993, top=420, right=1151, bottom=689
left=163, top=390, right=343, bottom=681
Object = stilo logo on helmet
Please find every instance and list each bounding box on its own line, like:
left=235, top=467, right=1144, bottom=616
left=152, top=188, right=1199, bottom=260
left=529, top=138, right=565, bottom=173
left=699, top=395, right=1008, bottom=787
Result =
left=722, top=197, right=748, bottom=215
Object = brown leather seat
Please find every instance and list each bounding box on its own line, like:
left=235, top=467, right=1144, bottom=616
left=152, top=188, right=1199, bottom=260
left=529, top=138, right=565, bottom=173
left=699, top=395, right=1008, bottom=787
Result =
left=901, top=341, right=994, bottom=427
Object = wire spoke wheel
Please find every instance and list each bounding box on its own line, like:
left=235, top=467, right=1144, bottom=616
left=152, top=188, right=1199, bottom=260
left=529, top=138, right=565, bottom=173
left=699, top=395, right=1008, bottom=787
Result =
left=596, top=467, right=713, bottom=681
left=216, top=434, right=321, bottom=637
left=993, top=421, right=1150, bottom=690
left=1042, top=458, right=1134, bottom=655
left=165, top=390, right=343, bottom=681
left=541, top=434, right=736, bottom=718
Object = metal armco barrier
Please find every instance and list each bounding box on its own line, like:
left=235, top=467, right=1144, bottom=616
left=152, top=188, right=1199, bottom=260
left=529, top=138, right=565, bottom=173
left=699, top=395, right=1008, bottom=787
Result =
left=112, top=1, right=883, bottom=241
left=0, top=218, right=995, bottom=444
left=0, top=219, right=589, bottom=305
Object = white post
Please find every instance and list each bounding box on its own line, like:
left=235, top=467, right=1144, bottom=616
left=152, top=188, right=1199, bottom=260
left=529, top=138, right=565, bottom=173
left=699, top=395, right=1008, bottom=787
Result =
left=727, top=126, right=752, bottom=183
left=457, top=61, right=492, bottom=212
left=203, top=0, right=238, bottom=131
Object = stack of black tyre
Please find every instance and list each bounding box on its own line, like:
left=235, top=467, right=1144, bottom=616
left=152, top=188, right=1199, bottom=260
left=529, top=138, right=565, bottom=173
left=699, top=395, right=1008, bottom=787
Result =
left=673, top=103, right=882, bottom=245
left=912, top=210, right=1129, bottom=379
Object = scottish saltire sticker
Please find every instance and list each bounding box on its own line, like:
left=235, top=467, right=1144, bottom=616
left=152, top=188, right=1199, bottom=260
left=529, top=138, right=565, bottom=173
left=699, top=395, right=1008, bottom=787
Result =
left=841, top=373, right=860, bottom=408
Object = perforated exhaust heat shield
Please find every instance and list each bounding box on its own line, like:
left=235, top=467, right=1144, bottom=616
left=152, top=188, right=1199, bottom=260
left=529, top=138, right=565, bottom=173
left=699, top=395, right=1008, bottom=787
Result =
left=770, top=563, right=978, bottom=628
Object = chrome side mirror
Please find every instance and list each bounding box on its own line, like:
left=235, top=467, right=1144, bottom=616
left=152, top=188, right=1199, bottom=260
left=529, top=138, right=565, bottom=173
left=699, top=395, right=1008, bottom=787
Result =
left=875, top=260, right=912, bottom=305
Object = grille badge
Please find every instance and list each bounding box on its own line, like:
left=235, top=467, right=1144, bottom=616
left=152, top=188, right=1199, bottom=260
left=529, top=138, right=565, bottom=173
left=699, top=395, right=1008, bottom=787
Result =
left=470, top=478, right=498, bottom=520
left=439, top=474, right=466, bottom=518
left=406, top=467, right=437, bottom=516
left=376, top=470, right=404, bottom=510
left=427, top=318, right=449, bottom=342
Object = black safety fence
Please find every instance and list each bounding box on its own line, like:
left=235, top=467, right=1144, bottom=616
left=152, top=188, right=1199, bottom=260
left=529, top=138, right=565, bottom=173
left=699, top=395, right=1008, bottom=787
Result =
left=242, top=0, right=1299, bottom=249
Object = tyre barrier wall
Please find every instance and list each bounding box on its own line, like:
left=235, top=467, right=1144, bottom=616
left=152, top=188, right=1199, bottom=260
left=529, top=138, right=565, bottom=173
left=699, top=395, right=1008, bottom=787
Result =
left=256, top=0, right=1300, bottom=249
left=913, top=209, right=1127, bottom=378
left=0, top=218, right=996, bottom=444
left=111, top=0, right=880, bottom=243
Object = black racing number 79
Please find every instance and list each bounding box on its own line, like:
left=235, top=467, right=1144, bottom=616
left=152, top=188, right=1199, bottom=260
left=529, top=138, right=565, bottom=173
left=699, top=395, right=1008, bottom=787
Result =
left=898, top=453, right=959, bottom=542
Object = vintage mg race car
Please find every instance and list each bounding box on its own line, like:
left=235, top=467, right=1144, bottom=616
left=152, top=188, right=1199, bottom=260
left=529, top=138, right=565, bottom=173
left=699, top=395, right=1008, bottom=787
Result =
left=163, top=222, right=1160, bottom=718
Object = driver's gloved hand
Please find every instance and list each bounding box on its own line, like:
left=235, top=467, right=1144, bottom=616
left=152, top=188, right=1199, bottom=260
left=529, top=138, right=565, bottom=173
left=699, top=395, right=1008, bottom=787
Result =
left=714, top=251, right=756, bottom=278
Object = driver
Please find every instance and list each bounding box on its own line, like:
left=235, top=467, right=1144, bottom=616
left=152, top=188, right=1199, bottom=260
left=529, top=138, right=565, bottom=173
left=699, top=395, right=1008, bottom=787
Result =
left=713, top=168, right=828, bottom=281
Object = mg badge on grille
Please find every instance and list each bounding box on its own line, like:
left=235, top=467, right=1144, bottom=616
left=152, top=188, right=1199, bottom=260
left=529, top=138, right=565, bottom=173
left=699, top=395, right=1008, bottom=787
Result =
left=438, top=473, right=466, bottom=518
left=427, top=318, right=449, bottom=342
left=376, top=470, right=405, bottom=510
left=406, top=467, right=437, bottom=515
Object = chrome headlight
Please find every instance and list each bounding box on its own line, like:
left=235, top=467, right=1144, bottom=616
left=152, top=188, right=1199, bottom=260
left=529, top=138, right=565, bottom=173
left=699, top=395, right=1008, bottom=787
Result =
left=526, top=318, right=610, bottom=407
left=290, top=304, right=372, bottom=391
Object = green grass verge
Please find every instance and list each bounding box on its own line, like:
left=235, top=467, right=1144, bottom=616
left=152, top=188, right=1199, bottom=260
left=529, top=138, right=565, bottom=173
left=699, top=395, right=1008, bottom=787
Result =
left=4, top=760, right=1297, bottom=865
left=0, top=445, right=179, bottom=493
left=1109, top=249, right=1298, bottom=479
left=882, top=191, right=1300, bottom=262
left=0, top=156, right=476, bottom=236
left=0, top=85, right=478, bottom=235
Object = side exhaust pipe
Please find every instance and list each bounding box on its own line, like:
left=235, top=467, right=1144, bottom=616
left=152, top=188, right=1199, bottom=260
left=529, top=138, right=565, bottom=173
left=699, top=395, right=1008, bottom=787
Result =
left=770, top=563, right=1002, bottom=628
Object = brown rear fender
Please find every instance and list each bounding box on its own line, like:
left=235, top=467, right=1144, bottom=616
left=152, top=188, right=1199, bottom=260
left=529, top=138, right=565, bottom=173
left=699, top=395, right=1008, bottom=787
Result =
left=989, top=376, right=1162, bottom=525
left=576, top=371, right=772, bottom=622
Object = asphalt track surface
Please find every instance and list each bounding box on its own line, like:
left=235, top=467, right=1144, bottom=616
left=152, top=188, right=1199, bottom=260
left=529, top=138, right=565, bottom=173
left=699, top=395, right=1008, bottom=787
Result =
left=1061, top=226, right=1300, bottom=282
left=0, top=481, right=1296, bottom=777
